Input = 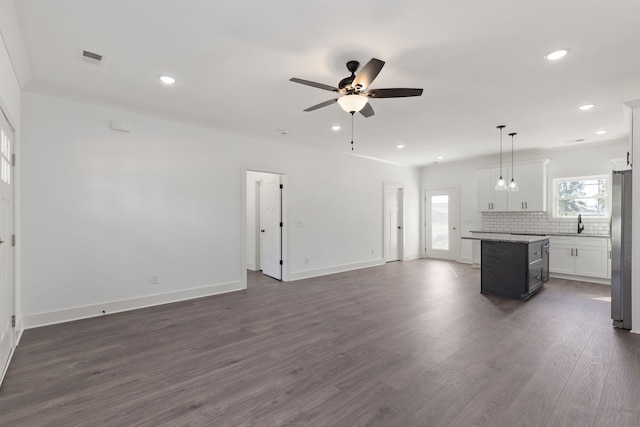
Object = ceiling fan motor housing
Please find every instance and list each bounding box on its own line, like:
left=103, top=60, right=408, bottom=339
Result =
left=339, top=61, right=360, bottom=90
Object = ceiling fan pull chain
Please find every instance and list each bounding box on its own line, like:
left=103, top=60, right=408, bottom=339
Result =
left=351, top=112, right=355, bottom=151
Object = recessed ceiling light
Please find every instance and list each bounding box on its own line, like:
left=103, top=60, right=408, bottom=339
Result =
left=579, top=104, right=595, bottom=111
left=437, top=156, right=444, bottom=160
left=595, top=130, right=607, bottom=135
left=545, top=49, right=568, bottom=60
left=159, top=75, right=176, bottom=84
left=331, top=125, right=341, bottom=131
left=396, top=144, right=405, bottom=149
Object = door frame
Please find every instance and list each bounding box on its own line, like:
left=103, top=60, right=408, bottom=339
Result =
left=383, top=182, right=405, bottom=262
left=0, top=103, right=16, bottom=386
left=424, top=188, right=460, bottom=261
left=243, top=167, right=288, bottom=286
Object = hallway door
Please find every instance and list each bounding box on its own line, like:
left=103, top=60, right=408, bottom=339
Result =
left=384, top=185, right=403, bottom=262
left=261, top=174, right=282, bottom=280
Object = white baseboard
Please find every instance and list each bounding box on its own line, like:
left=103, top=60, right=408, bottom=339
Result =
left=246, top=262, right=257, bottom=271
left=403, top=253, right=421, bottom=260
left=23, top=281, right=244, bottom=329
left=289, top=259, right=385, bottom=281
left=549, top=273, right=611, bottom=285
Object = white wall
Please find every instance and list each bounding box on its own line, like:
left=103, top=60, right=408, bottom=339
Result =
left=21, top=92, right=421, bottom=326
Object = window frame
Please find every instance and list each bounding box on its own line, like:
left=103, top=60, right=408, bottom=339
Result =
left=551, top=174, right=610, bottom=220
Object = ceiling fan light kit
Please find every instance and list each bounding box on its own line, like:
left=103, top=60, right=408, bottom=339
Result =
left=337, top=95, right=368, bottom=113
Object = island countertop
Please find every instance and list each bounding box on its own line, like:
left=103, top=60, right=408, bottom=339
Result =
left=462, top=233, right=549, bottom=244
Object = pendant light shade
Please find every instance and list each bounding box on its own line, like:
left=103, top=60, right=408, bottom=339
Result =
left=337, top=95, right=368, bottom=113
left=495, top=125, right=507, bottom=191
left=508, top=132, right=519, bottom=192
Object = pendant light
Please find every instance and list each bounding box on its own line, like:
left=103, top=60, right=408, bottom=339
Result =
left=508, top=132, right=519, bottom=192
left=495, top=125, right=507, bottom=191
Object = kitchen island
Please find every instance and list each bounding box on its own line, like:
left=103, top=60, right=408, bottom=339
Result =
left=463, top=234, right=550, bottom=300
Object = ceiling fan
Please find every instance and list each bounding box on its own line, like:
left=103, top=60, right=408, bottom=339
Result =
left=290, top=58, right=423, bottom=117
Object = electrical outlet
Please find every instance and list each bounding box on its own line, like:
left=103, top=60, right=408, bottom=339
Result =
left=151, top=274, right=159, bottom=285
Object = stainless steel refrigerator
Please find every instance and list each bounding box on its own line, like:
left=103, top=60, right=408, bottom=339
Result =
left=611, top=169, right=632, bottom=329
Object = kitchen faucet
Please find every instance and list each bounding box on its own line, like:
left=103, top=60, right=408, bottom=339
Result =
left=577, top=214, right=584, bottom=234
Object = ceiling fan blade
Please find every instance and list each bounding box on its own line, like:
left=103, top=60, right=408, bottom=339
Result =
left=359, top=103, right=375, bottom=118
left=290, top=78, right=339, bottom=92
left=303, top=98, right=338, bottom=112
left=352, top=58, right=385, bottom=89
left=366, top=88, right=423, bottom=98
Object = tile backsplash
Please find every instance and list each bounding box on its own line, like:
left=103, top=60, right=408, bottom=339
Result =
left=482, top=212, right=610, bottom=235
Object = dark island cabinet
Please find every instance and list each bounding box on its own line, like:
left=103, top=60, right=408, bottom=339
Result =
left=481, top=239, right=550, bottom=300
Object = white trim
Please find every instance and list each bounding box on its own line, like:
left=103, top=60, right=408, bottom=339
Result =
left=289, top=259, right=385, bottom=281
left=403, top=252, right=421, bottom=260
left=23, top=281, right=243, bottom=329
left=549, top=273, right=611, bottom=285
left=242, top=166, right=289, bottom=282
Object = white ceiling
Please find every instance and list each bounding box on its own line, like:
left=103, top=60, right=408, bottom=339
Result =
left=12, top=0, right=640, bottom=166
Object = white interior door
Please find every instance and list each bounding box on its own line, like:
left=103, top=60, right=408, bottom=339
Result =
left=0, top=109, right=15, bottom=381
left=260, top=174, right=282, bottom=280
left=425, top=189, right=459, bottom=260
left=384, top=186, right=403, bottom=262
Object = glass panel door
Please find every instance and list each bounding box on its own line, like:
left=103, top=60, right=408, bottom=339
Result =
left=425, top=189, right=459, bottom=260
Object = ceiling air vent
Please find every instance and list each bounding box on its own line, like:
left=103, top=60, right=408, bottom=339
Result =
left=81, top=49, right=103, bottom=65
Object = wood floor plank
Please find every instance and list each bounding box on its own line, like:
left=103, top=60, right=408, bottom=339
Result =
left=1, top=260, right=639, bottom=426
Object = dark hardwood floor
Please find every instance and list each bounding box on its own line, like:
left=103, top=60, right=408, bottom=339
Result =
left=1, top=259, right=639, bottom=426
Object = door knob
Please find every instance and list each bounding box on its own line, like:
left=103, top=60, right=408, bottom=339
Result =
left=452, top=227, right=456, bottom=230
left=0, top=238, right=3, bottom=245
left=397, top=226, right=402, bottom=229
left=260, top=229, right=265, bottom=233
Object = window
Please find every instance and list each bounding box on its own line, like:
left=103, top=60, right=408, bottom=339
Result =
left=1, top=129, right=11, bottom=185
left=431, top=195, right=449, bottom=250
left=553, top=175, right=608, bottom=218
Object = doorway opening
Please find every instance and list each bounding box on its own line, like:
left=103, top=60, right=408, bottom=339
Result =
left=246, top=171, right=285, bottom=281
left=383, top=183, right=404, bottom=262
left=424, top=188, right=459, bottom=260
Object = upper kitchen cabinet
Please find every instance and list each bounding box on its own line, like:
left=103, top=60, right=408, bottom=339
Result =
left=507, top=161, right=549, bottom=212
left=477, top=168, right=508, bottom=211
left=477, top=160, right=549, bottom=212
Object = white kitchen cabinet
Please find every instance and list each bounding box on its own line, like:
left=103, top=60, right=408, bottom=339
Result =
left=548, top=238, right=575, bottom=275
left=477, top=160, right=548, bottom=212
left=507, top=162, right=547, bottom=212
left=477, top=168, right=508, bottom=211
left=549, top=236, right=609, bottom=279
